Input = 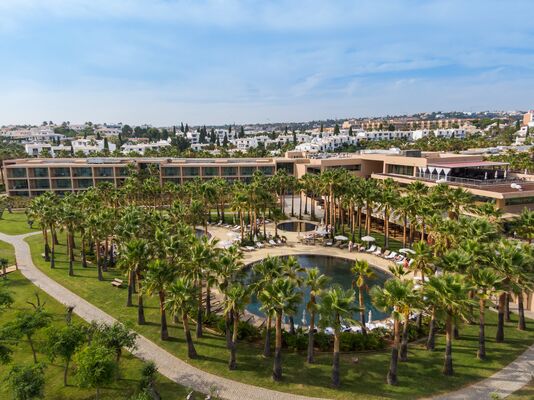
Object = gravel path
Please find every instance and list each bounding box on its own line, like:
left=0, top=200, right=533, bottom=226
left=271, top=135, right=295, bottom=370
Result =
left=1, top=230, right=533, bottom=400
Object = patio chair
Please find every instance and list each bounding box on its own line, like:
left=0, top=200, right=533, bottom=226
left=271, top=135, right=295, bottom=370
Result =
left=385, top=251, right=397, bottom=259
left=366, top=245, right=377, bottom=253
left=373, top=246, right=382, bottom=256
left=382, top=250, right=391, bottom=258
left=269, top=239, right=278, bottom=246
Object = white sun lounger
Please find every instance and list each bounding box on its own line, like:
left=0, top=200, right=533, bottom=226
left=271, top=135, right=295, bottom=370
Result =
left=385, top=251, right=397, bottom=259
left=373, top=247, right=382, bottom=256
left=366, top=245, right=377, bottom=253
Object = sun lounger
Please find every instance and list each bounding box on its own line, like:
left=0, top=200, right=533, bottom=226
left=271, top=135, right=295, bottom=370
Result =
left=382, top=250, right=391, bottom=258
left=385, top=251, right=397, bottom=259
left=269, top=240, right=277, bottom=246
left=246, top=246, right=255, bottom=251
left=366, top=245, right=377, bottom=253
left=373, top=247, right=382, bottom=256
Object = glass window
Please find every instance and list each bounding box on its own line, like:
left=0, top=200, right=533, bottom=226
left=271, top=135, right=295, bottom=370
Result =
left=203, top=166, right=219, bottom=176
left=258, top=166, right=275, bottom=175
left=276, top=162, right=295, bottom=174
left=116, top=167, right=129, bottom=176
left=183, top=167, right=200, bottom=176
left=76, top=179, right=93, bottom=189
left=54, top=179, right=72, bottom=189
left=162, top=167, right=180, bottom=177
left=95, top=167, right=113, bottom=177
left=387, top=164, right=414, bottom=176
left=10, top=180, right=28, bottom=190
left=222, top=166, right=238, bottom=176
left=32, top=168, right=49, bottom=178
left=240, top=166, right=256, bottom=176
left=72, top=167, right=92, bottom=177
left=31, top=179, right=50, bottom=189
left=8, top=168, right=27, bottom=178
left=505, top=196, right=534, bottom=206
left=51, top=167, right=70, bottom=177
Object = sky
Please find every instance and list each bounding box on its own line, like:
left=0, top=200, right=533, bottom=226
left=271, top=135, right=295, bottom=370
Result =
left=0, top=0, right=533, bottom=126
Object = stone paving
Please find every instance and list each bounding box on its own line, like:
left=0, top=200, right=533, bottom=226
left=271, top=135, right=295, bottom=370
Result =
left=1, top=228, right=533, bottom=400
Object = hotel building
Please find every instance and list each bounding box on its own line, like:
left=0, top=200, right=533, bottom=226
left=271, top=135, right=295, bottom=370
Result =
left=3, top=152, right=534, bottom=214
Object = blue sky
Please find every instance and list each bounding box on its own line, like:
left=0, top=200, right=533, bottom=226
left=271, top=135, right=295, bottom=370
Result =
left=0, top=0, right=533, bottom=125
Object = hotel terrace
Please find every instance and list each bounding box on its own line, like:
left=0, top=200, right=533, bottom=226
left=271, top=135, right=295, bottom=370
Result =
left=3, top=151, right=534, bottom=214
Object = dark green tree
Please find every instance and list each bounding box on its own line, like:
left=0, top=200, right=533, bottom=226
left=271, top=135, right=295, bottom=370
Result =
left=74, top=345, right=117, bottom=400
left=5, top=363, right=46, bottom=400
left=45, top=324, right=86, bottom=385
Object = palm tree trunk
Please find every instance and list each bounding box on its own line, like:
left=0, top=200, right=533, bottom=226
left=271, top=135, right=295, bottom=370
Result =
left=332, top=329, right=340, bottom=388
left=496, top=292, right=505, bottom=342
left=518, top=291, right=526, bottom=331
left=427, top=307, right=436, bottom=351
left=307, top=310, right=315, bottom=363
left=505, top=292, right=511, bottom=322
left=272, top=313, right=283, bottom=381
left=126, top=271, right=134, bottom=307
left=68, top=233, right=74, bottom=276
left=159, top=292, right=169, bottom=340
left=299, top=191, right=303, bottom=219
left=263, top=315, right=271, bottom=357
left=43, top=229, right=50, bottom=261
left=229, top=311, right=239, bottom=370
left=453, top=325, right=460, bottom=340
left=400, top=314, right=409, bottom=362
left=81, top=237, right=87, bottom=268
left=359, top=288, right=367, bottom=335
left=477, top=299, right=486, bottom=360
left=96, top=246, right=103, bottom=281
left=387, top=318, right=400, bottom=385
left=443, top=315, right=454, bottom=376
left=196, top=284, right=203, bottom=338
left=206, top=284, right=211, bottom=315
left=289, top=316, right=295, bottom=335
left=137, top=279, right=145, bottom=325
left=182, top=312, right=197, bottom=359
left=50, top=238, right=55, bottom=269
left=225, top=311, right=233, bottom=349
left=402, top=216, right=407, bottom=248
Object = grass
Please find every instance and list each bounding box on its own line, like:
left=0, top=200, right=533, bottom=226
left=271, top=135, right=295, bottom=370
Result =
left=507, top=380, right=534, bottom=399
left=0, top=239, right=16, bottom=265
left=0, top=210, right=40, bottom=235
left=25, top=230, right=534, bottom=400
left=0, top=271, right=192, bottom=400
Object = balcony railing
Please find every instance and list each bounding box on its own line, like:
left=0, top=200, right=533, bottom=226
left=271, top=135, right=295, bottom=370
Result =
left=378, top=173, right=524, bottom=188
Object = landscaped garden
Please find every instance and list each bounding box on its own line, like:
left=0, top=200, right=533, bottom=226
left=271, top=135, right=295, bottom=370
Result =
left=0, top=270, right=192, bottom=400
left=0, top=209, right=40, bottom=235
left=1, top=167, right=531, bottom=400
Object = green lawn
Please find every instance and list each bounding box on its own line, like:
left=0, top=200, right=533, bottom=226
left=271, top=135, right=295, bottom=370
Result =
left=0, top=271, right=191, bottom=400
left=508, top=380, right=534, bottom=399
left=26, top=231, right=534, bottom=400
left=0, top=210, right=40, bottom=235
left=0, top=239, right=16, bottom=265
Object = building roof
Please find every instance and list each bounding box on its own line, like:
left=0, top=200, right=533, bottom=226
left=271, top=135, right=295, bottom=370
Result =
left=428, top=161, right=509, bottom=168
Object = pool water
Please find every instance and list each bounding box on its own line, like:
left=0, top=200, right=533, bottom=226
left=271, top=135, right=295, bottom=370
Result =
left=245, top=254, right=389, bottom=325
left=277, top=221, right=316, bottom=232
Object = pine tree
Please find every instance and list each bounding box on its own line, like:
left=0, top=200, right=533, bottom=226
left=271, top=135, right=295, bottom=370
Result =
left=292, top=130, right=297, bottom=144
left=223, top=133, right=228, bottom=147
left=210, top=128, right=216, bottom=143
left=103, top=137, right=109, bottom=151
left=216, top=137, right=221, bottom=147
left=239, top=126, right=245, bottom=138
left=334, top=123, right=340, bottom=135
left=349, top=126, right=353, bottom=136
left=185, top=124, right=189, bottom=133
left=284, top=126, right=288, bottom=134
left=96, top=131, right=102, bottom=140
left=320, top=123, right=324, bottom=133
left=180, top=123, right=184, bottom=133
left=199, top=128, right=206, bottom=144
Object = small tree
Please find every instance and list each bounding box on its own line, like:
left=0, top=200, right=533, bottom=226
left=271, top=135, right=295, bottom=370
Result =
left=45, top=324, right=86, bottom=385
left=139, top=361, right=160, bottom=400
left=2, top=310, right=52, bottom=363
left=75, top=345, right=117, bottom=400
left=5, top=363, right=46, bottom=400
left=93, top=322, right=137, bottom=373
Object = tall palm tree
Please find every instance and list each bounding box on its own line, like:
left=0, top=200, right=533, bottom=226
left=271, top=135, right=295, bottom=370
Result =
left=117, top=239, right=149, bottom=308
left=424, top=273, right=473, bottom=376
left=165, top=278, right=198, bottom=359
left=304, top=267, right=330, bottom=363
left=469, top=268, right=504, bottom=360
left=223, top=283, right=250, bottom=370
left=259, top=278, right=302, bottom=382
left=188, top=238, right=212, bottom=339
left=281, top=256, right=304, bottom=334
left=512, top=208, right=534, bottom=243
left=371, top=278, right=417, bottom=385
left=379, top=179, right=399, bottom=249
left=351, top=260, right=375, bottom=335
left=409, top=241, right=434, bottom=282
left=318, top=286, right=357, bottom=388
left=143, top=259, right=176, bottom=340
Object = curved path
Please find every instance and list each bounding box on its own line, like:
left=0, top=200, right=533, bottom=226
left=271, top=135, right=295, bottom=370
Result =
left=1, top=230, right=533, bottom=400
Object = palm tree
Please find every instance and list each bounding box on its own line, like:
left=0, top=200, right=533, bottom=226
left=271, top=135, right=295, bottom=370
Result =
left=409, top=241, right=434, bottom=282
left=188, top=238, right=212, bottom=339
left=304, top=267, right=330, bottom=363
left=117, top=239, right=148, bottom=308
left=143, top=259, right=176, bottom=340
left=223, top=283, right=250, bottom=370
left=165, top=278, right=198, bottom=359
left=351, top=260, right=375, bottom=335
left=512, top=208, right=534, bottom=243
left=425, top=273, right=473, bottom=376
left=379, top=179, right=399, bottom=249
left=469, top=268, right=504, bottom=360
left=281, top=256, right=304, bottom=334
left=259, top=278, right=302, bottom=382
left=371, top=278, right=416, bottom=385
left=318, top=286, right=357, bottom=388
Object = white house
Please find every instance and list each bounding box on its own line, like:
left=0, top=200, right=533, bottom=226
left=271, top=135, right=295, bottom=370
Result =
left=25, top=143, right=70, bottom=157
left=121, top=139, right=171, bottom=155
left=72, top=139, right=116, bottom=154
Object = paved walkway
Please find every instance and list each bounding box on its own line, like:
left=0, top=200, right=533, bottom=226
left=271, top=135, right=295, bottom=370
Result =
left=1, top=229, right=533, bottom=399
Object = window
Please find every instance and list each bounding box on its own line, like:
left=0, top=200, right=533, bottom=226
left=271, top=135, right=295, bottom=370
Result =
left=162, top=167, right=180, bottom=177
left=72, top=167, right=92, bottom=177
left=183, top=167, right=200, bottom=176
left=116, top=167, right=129, bottom=177
left=203, top=166, right=219, bottom=176
left=95, top=167, right=113, bottom=177
left=240, top=166, right=256, bottom=176
left=51, top=167, right=70, bottom=177
left=76, top=179, right=93, bottom=189
left=31, top=179, right=50, bottom=190
left=54, top=179, right=72, bottom=189
left=505, top=196, right=534, bottom=206
left=10, top=180, right=28, bottom=190
left=32, top=168, right=49, bottom=178
left=258, top=166, right=275, bottom=175
left=387, top=164, right=414, bottom=176
left=222, top=166, right=238, bottom=176
left=276, top=162, right=295, bottom=175
left=8, top=168, right=27, bottom=178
